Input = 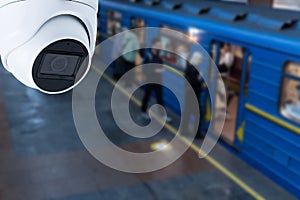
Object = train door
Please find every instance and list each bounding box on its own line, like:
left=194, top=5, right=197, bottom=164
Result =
left=210, top=41, right=251, bottom=147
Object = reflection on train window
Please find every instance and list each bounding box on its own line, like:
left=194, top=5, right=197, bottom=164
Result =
left=159, top=27, right=190, bottom=69
left=130, top=18, right=145, bottom=44
left=280, top=62, right=300, bottom=124
left=106, top=10, right=122, bottom=36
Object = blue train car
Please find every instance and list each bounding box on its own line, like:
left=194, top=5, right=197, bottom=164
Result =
left=99, top=0, right=300, bottom=196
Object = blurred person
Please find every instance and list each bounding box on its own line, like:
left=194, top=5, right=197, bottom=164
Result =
left=141, top=38, right=171, bottom=122
left=219, top=43, right=235, bottom=118
left=219, top=43, right=234, bottom=74
left=132, top=19, right=146, bottom=84
left=181, top=52, right=205, bottom=139
left=176, top=45, right=189, bottom=69
left=111, top=24, right=125, bottom=80
left=119, top=29, right=140, bottom=86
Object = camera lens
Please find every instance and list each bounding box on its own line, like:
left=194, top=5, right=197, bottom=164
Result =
left=39, top=53, right=80, bottom=77
left=51, top=57, right=68, bottom=72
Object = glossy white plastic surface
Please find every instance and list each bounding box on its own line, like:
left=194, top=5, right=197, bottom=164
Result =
left=0, top=0, right=98, bottom=94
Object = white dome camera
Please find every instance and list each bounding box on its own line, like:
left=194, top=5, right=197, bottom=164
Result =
left=0, top=0, right=98, bottom=94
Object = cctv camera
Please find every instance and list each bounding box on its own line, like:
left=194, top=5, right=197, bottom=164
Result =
left=0, top=0, right=98, bottom=94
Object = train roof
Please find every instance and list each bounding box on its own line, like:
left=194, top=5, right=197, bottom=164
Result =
left=101, top=0, right=300, bottom=55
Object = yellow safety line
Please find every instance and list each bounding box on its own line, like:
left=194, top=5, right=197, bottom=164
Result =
left=163, top=64, right=184, bottom=77
left=245, top=104, right=300, bottom=135
left=92, top=66, right=265, bottom=200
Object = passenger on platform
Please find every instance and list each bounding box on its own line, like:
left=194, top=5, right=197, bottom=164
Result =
left=219, top=43, right=234, bottom=74
left=119, top=29, right=140, bottom=87
left=176, top=45, right=189, bottom=69
left=140, top=38, right=172, bottom=123
left=111, top=24, right=125, bottom=80
left=181, top=52, right=205, bottom=139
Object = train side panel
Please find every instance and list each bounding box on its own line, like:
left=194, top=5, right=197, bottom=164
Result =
left=243, top=48, right=300, bottom=196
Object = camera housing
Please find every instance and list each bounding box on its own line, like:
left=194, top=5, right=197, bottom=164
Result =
left=0, top=0, right=98, bottom=94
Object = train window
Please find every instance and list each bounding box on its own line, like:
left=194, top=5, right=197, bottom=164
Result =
left=159, top=26, right=190, bottom=69
left=280, top=62, right=300, bottom=124
left=106, top=10, right=122, bottom=35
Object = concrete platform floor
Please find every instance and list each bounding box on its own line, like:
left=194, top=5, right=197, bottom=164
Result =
left=0, top=66, right=296, bottom=200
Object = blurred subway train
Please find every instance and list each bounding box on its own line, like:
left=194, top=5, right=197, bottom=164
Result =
left=98, top=0, right=300, bottom=196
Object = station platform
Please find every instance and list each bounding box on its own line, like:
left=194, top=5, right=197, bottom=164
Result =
left=0, top=65, right=296, bottom=200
